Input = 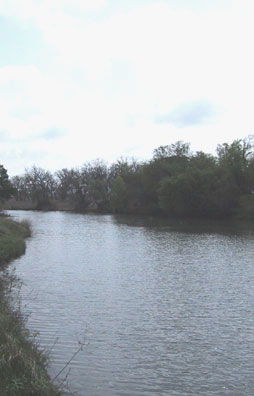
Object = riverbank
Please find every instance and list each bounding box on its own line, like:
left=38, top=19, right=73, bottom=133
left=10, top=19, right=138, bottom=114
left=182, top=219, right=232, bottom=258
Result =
left=0, top=215, right=62, bottom=396
left=4, top=194, right=254, bottom=222
left=2, top=198, right=75, bottom=212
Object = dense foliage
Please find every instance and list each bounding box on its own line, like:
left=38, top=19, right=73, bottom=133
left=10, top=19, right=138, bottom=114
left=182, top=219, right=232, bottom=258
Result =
left=0, top=165, right=14, bottom=203
left=10, top=137, right=254, bottom=218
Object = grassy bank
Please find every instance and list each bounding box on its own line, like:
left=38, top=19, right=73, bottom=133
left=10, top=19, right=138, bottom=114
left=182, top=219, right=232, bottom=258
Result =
left=0, top=217, right=31, bottom=266
left=0, top=215, right=62, bottom=396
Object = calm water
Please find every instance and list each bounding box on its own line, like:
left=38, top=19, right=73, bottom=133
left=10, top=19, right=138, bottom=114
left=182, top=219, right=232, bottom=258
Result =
left=8, top=210, right=254, bottom=396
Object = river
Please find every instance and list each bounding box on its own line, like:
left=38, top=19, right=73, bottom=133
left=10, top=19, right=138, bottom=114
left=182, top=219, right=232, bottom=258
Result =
left=8, top=210, right=254, bottom=396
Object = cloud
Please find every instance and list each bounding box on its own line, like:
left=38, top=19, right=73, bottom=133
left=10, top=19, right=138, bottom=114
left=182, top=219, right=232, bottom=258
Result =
left=39, top=127, right=66, bottom=140
left=0, top=0, right=107, bottom=22
left=155, top=100, right=219, bottom=128
left=0, top=130, right=9, bottom=142
left=0, top=0, right=254, bottom=176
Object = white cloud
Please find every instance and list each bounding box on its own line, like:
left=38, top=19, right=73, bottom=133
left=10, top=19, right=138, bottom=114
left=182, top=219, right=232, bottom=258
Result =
left=1, top=0, right=254, bottom=175
left=0, top=0, right=107, bottom=20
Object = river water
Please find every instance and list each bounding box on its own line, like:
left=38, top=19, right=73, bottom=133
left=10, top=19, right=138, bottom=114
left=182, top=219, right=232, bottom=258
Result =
left=8, top=210, right=254, bottom=396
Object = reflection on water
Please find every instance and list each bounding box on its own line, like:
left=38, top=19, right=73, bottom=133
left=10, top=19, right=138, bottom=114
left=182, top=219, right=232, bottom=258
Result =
left=8, top=211, right=254, bottom=396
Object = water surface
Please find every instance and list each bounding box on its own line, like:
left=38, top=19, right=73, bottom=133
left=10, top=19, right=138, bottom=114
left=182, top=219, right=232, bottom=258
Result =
left=9, top=211, right=254, bottom=396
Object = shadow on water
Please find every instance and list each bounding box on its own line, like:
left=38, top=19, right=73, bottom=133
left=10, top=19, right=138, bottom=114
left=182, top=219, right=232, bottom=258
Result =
left=8, top=210, right=254, bottom=396
left=112, top=213, right=254, bottom=236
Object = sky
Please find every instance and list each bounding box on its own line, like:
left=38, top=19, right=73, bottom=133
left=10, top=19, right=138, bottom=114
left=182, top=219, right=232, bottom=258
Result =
left=1, top=0, right=254, bottom=176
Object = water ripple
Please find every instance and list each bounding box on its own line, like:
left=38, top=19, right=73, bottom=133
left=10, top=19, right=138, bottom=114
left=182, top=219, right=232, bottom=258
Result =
left=9, top=211, right=254, bottom=396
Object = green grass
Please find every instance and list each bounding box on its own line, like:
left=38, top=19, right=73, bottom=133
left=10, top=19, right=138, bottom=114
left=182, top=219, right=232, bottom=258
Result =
left=0, top=289, right=61, bottom=396
left=0, top=216, right=63, bottom=396
left=0, top=217, right=31, bottom=267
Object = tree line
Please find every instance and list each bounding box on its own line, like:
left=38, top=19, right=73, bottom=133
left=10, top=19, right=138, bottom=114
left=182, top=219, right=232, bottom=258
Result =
left=2, top=138, right=254, bottom=218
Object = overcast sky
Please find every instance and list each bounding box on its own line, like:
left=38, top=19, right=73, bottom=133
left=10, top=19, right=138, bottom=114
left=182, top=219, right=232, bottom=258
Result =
left=1, top=0, right=254, bottom=175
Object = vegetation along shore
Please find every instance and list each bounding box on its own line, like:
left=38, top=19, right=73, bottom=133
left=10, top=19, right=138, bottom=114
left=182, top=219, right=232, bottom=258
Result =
left=2, top=137, right=254, bottom=220
left=0, top=215, right=62, bottom=396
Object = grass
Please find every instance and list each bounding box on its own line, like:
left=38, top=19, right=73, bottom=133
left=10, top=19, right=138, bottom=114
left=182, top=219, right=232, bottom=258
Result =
left=0, top=216, right=31, bottom=267
left=0, top=215, right=63, bottom=396
left=0, top=285, right=61, bottom=396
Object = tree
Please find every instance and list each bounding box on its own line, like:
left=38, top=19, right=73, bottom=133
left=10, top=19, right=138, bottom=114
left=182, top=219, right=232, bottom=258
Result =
left=153, top=141, right=190, bottom=159
left=157, top=146, right=242, bottom=218
left=110, top=175, right=128, bottom=213
left=217, top=138, right=253, bottom=194
left=24, top=166, right=56, bottom=209
left=109, top=158, right=143, bottom=213
left=0, top=165, right=14, bottom=202
left=11, top=175, right=29, bottom=201
left=55, top=168, right=83, bottom=201
left=81, top=160, right=110, bottom=211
